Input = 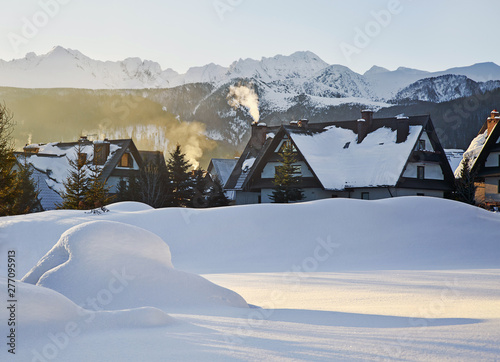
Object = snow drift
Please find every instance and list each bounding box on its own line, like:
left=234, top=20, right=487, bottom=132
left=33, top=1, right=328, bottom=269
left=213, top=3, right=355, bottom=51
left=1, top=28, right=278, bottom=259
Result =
left=0, top=277, right=174, bottom=334
left=22, top=221, right=248, bottom=310
left=3, top=197, right=500, bottom=277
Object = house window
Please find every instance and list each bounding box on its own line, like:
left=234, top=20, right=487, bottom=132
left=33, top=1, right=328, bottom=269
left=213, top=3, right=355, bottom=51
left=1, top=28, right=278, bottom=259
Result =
left=498, top=180, right=500, bottom=194
left=119, top=179, right=127, bottom=191
left=417, top=166, right=425, bottom=180
left=119, top=153, right=133, bottom=168
left=361, top=192, right=369, bottom=200
left=418, top=140, right=426, bottom=151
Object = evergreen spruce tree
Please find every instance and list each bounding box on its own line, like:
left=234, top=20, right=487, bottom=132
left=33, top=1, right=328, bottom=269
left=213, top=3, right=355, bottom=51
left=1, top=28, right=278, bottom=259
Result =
left=166, top=145, right=192, bottom=207
left=269, top=140, right=305, bottom=203
left=85, top=164, right=114, bottom=211
left=189, top=168, right=209, bottom=208
left=116, top=177, right=131, bottom=202
left=58, top=143, right=90, bottom=210
left=207, top=176, right=230, bottom=207
left=455, top=156, right=477, bottom=205
left=0, top=103, right=18, bottom=216
left=138, top=154, right=170, bottom=208
left=11, top=158, right=42, bottom=214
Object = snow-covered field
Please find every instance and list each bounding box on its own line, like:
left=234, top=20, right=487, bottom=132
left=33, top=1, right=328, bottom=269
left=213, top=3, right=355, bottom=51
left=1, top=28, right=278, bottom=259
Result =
left=1, top=197, right=499, bottom=361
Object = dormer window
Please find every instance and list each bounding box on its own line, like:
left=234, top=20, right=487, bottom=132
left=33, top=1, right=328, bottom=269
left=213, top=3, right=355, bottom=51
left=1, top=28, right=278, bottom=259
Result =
left=418, top=140, right=426, bottom=151
left=119, top=153, right=133, bottom=168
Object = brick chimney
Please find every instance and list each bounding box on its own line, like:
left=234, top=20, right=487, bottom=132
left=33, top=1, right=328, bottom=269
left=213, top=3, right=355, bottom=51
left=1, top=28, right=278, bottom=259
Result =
left=487, top=109, right=500, bottom=136
left=396, top=119, right=410, bottom=143
left=250, top=122, right=268, bottom=149
left=357, top=110, right=373, bottom=143
left=93, top=141, right=111, bottom=165
left=23, top=144, right=39, bottom=154
left=361, top=110, right=373, bottom=123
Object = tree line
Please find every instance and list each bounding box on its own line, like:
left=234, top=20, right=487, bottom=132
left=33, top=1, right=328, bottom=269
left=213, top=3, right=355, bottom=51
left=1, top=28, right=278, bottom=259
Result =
left=113, top=144, right=229, bottom=209
left=43, top=138, right=230, bottom=211
left=0, top=103, right=41, bottom=216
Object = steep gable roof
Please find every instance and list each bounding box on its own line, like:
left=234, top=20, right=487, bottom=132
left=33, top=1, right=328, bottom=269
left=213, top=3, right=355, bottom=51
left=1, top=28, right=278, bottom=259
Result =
left=458, top=112, right=500, bottom=177
left=229, top=114, right=454, bottom=192
left=289, top=124, right=422, bottom=189
left=225, top=125, right=281, bottom=190
left=18, top=138, right=143, bottom=198
left=208, top=158, right=238, bottom=186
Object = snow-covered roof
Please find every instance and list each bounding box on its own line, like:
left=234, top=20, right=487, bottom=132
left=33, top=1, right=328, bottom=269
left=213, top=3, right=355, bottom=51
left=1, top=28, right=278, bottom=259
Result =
left=31, top=167, right=63, bottom=210
left=24, top=141, right=121, bottom=194
left=454, top=131, right=487, bottom=177
left=445, top=149, right=465, bottom=174
left=208, top=158, right=237, bottom=185
left=241, top=157, right=256, bottom=172
left=15, top=139, right=143, bottom=210
left=290, top=125, right=422, bottom=189
left=225, top=114, right=454, bottom=192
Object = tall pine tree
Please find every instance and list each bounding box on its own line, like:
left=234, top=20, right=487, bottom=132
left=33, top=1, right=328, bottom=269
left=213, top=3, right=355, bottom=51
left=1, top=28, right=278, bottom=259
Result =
left=166, top=145, right=192, bottom=207
left=269, top=140, right=305, bottom=203
left=85, top=164, right=114, bottom=210
left=455, top=156, right=477, bottom=205
left=207, top=176, right=230, bottom=207
left=0, top=103, right=18, bottom=216
left=11, top=158, right=42, bottom=214
left=138, top=154, right=170, bottom=208
left=189, top=168, right=209, bottom=208
left=58, top=143, right=90, bottom=210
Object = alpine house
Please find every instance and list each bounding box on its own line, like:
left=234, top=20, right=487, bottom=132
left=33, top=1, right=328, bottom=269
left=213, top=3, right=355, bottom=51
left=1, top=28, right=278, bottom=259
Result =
left=455, top=109, right=500, bottom=207
left=15, top=137, right=148, bottom=210
left=224, top=111, right=455, bottom=204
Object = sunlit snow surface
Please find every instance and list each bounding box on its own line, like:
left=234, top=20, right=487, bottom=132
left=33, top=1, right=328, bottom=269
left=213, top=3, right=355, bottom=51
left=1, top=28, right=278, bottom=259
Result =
left=1, top=198, right=499, bottom=361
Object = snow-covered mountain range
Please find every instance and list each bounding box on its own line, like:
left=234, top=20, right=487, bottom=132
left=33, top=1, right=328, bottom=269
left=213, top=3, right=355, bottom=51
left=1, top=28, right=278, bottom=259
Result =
left=2, top=46, right=500, bottom=104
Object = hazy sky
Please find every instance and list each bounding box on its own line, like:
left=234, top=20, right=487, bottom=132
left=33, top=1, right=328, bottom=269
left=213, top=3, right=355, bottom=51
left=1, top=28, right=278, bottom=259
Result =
left=0, top=0, right=498, bottom=74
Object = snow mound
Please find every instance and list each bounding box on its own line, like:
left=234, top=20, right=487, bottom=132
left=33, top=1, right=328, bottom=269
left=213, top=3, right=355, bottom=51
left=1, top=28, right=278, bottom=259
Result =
left=0, top=277, right=174, bottom=336
left=22, top=221, right=248, bottom=310
left=106, top=202, right=154, bottom=213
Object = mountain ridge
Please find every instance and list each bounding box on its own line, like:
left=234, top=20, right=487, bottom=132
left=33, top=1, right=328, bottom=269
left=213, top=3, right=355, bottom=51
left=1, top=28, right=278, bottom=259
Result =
left=2, top=46, right=500, bottom=100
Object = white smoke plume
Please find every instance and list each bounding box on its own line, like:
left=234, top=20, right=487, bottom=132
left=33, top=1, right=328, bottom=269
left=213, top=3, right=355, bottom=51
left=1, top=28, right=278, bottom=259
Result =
left=227, top=85, right=260, bottom=123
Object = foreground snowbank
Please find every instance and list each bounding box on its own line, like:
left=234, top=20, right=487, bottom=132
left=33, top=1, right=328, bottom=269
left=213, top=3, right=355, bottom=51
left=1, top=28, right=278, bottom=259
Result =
left=2, top=197, right=500, bottom=276
left=1, top=198, right=499, bottom=361
left=0, top=277, right=173, bottom=329
left=22, top=221, right=248, bottom=310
